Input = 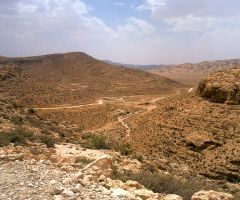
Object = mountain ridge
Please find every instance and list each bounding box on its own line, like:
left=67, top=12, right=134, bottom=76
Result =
left=148, top=59, right=240, bottom=85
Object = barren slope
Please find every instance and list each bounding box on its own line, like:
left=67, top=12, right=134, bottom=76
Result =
left=123, top=67, right=240, bottom=187
left=0, top=52, right=185, bottom=107
left=149, top=59, right=240, bottom=85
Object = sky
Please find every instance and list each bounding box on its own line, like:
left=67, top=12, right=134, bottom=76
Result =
left=0, top=0, right=240, bottom=65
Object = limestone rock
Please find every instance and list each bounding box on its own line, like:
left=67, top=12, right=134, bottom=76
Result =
left=74, top=171, right=84, bottom=179
left=110, top=188, right=135, bottom=199
left=51, top=188, right=64, bottom=195
left=198, top=66, right=240, bottom=104
left=164, top=194, right=183, bottom=200
left=62, top=189, right=75, bottom=197
left=125, top=180, right=144, bottom=190
left=133, top=189, right=158, bottom=200
left=191, top=190, right=235, bottom=200
left=81, top=155, right=112, bottom=177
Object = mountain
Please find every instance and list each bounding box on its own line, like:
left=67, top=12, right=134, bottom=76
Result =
left=102, top=60, right=168, bottom=71
left=0, top=52, right=184, bottom=106
left=148, top=59, right=240, bottom=85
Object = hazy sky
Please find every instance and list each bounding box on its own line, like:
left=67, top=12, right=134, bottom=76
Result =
left=1, top=0, right=240, bottom=64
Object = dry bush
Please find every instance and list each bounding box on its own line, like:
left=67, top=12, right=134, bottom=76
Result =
left=113, top=169, right=218, bottom=200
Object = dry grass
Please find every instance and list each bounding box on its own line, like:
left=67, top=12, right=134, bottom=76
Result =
left=112, top=166, right=218, bottom=200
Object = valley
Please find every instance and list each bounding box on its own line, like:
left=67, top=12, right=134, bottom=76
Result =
left=0, top=53, right=239, bottom=200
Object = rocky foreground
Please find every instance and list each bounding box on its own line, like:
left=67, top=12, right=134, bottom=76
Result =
left=0, top=143, right=236, bottom=200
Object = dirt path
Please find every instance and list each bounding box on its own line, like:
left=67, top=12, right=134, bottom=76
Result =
left=115, top=98, right=165, bottom=138
left=31, top=90, right=191, bottom=138
left=32, top=97, right=170, bottom=111
left=118, top=115, right=131, bottom=137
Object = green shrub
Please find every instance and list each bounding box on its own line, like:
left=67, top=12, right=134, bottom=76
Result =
left=0, top=128, right=36, bottom=147
left=39, top=135, right=57, bottom=148
left=28, top=108, right=36, bottom=114
left=118, top=143, right=133, bottom=156
left=90, top=135, right=108, bottom=149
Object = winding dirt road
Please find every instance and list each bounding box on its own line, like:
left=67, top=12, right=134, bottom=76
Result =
left=32, top=97, right=170, bottom=110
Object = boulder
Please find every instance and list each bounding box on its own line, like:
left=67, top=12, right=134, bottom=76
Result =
left=198, top=66, right=240, bottom=104
left=133, top=189, right=158, bottom=200
left=110, top=188, right=135, bottom=199
left=80, top=155, right=113, bottom=177
left=191, top=190, right=235, bottom=200
left=125, top=180, right=144, bottom=190
left=164, top=194, right=183, bottom=200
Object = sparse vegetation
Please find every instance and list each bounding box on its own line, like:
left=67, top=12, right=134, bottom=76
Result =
left=90, top=135, right=108, bottom=149
left=0, top=128, right=36, bottom=147
left=113, top=168, right=218, bottom=200
left=0, top=127, right=58, bottom=148
left=28, top=108, right=36, bottom=114
left=0, top=55, right=239, bottom=198
left=118, top=143, right=133, bottom=156
left=39, top=135, right=58, bottom=148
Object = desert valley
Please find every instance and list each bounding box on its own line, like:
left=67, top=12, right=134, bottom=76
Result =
left=0, top=52, right=239, bottom=200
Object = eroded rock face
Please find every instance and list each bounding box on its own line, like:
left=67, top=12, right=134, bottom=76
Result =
left=191, top=190, right=235, bottom=200
left=198, top=66, right=240, bottom=104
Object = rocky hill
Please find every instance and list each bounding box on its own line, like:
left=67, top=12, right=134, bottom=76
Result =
left=0, top=52, right=185, bottom=107
left=148, top=59, right=240, bottom=85
left=198, top=66, right=240, bottom=105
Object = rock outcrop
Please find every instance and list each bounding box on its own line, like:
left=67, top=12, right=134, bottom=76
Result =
left=0, top=144, right=237, bottom=200
left=191, top=190, right=235, bottom=200
left=198, top=66, right=240, bottom=104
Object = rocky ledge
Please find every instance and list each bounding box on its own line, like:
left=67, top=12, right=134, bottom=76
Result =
left=198, top=66, right=240, bottom=104
left=0, top=144, right=236, bottom=200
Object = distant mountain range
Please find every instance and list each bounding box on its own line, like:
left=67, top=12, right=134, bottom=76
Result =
left=102, top=60, right=168, bottom=71
left=148, top=59, right=240, bottom=85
